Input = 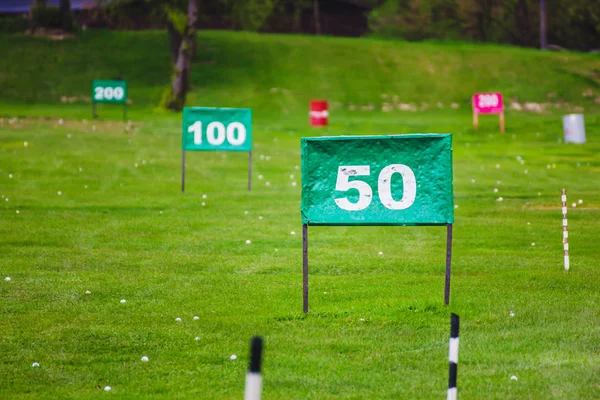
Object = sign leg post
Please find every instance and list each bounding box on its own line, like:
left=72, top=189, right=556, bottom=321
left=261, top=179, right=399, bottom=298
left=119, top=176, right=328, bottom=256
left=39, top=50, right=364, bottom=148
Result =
left=444, top=224, right=453, bottom=305
left=303, top=224, right=309, bottom=313
left=499, top=111, right=505, bottom=133
left=92, top=101, right=97, bottom=119
left=181, top=150, right=186, bottom=192
left=123, top=102, right=127, bottom=122
left=473, top=111, right=478, bottom=131
left=248, top=151, right=252, bottom=191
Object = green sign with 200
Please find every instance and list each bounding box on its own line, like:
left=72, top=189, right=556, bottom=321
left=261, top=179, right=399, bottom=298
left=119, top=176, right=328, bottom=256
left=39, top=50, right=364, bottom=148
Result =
left=92, top=80, right=127, bottom=104
left=300, top=134, right=454, bottom=226
left=182, top=107, right=252, bottom=152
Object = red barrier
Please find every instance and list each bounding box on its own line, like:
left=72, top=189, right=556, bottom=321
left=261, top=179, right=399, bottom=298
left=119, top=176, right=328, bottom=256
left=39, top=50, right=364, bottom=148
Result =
left=309, top=100, right=328, bottom=127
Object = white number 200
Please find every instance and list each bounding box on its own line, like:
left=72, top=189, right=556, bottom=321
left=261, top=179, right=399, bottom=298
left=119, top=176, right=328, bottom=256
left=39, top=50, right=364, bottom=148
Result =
left=94, top=87, right=124, bottom=101
left=334, top=164, right=416, bottom=211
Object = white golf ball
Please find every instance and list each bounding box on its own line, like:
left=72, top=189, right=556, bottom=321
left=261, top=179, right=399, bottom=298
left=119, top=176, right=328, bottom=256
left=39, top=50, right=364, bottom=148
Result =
left=32, top=362, right=40, bottom=367
left=202, top=194, right=207, bottom=199
left=265, top=181, right=271, bottom=186
left=5, top=277, right=11, bottom=281
left=496, top=197, right=503, bottom=202
left=195, top=336, right=201, bottom=341
left=16, top=210, right=19, bottom=214
left=141, top=356, right=149, bottom=362
left=104, top=386, right=112, bottom=391
left=258, top=216, right=263, bottom=220
left=24, top=142, right=28, bottom=147
left=120, top=299, right=126, bottom=304
left=578, top=199, right=583, bottom=204
left=266, top=156, right=271, bottom=161
left=58, top=119, right=63, bottom=125
left=292, top=182, right=297, bottom=187
left=290, top=231, right=295, bottom=235
left=85, top=290, right=91, bottom=295
left=244, top=211, right=249, bottom=215
left=571, top=203, right=576, bottom=208
left=493, top=188, right=498, bottom=193
left=471, top=179, right=475, bottom=183
left=175, top=317, right=182, bottom=322
left=245, top=240, right=251, bottom=245
left=258, top=175, right=263, bottom=180
left=510, top=311, right=515, bottom=317
left=230, top=354, right=237, bottom=360
left=193, top=316, right=199, bottom=321
left=378, top=251, right=383, bottom=256
left=510, top=375, right=518, bottom=381
left=57, top=191, right=62, bottom=196
left=8, top=174, right=13, bottom=178
left=202, top=202, right=206, bottom=206
left=454, top=205, right=459, bottom=209
left=289, top=174, right=294, bottom=179
left=531, top=242, right=535, bottom=246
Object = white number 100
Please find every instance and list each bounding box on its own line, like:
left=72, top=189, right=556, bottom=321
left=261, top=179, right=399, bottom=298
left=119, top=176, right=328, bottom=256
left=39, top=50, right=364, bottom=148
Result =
left=188, top=121, right=246, bottom=146
left=334, top=164, right=416, bottom=211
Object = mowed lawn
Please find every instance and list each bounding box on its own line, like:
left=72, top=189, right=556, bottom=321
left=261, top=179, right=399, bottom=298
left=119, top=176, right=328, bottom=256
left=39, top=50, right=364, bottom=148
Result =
left=1, top=30, right=600, bottom=399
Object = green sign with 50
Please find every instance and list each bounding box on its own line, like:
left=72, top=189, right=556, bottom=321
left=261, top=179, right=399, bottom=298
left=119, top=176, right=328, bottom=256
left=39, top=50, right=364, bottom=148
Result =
left=301, top=134, right=454, bottom=226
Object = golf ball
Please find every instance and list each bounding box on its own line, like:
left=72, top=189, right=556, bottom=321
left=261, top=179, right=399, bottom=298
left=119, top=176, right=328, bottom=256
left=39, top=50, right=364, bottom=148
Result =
left=510, top=375, right=518, bottom=381
left=193, top=316, right=199, bottom=321
left=510, top=311, right=515, bottom=317
left=265, top=181, right=271, bottom=186
left=141, top=356, right=149, bottom=362
left=104, top=386, right=112, bottom=391
left=57, top=191, right=62, bottom=196
left=292, top=182, right=297, bottom=187
left=290, top=231, right=296, bottom=235
left=85, top=290, right=91, bottom=295
left=5, top=277, right=11, bottom=281
left=230, top=354, right=237, bottom=360
left=16, top=210, right=19, bottom=214
left=578, top=199, right=583, bottom=204
left=176, top=317, right=182, bottom=322
left=24, top=142, right=28, bottom=147
left=8, top=174, right=13, bottom=178
left=120, top=299, right=126, bottom=304
left=195, top=336, right=201, bottom=341
left=202, top=194, right=207, bottom=199
left=32, top=362, right=40, bottom=367
left=378, top=252, right=383, bottom=256
left=245, top=240, right=251, bottom=245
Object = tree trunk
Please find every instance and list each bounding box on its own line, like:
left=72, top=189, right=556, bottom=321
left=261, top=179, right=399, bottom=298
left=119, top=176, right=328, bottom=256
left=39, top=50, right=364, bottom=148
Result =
left=314, top=0, right=321, bottom=35
left=166, top=0, right=198, bottom=111
left=539, top=0, right=547, bottom=49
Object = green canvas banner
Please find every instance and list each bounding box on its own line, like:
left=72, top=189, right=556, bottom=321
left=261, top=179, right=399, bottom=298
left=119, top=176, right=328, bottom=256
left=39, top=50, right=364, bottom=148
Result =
left=182, top=107, right=252, bottom=152
left=92, top=80, right=127, bottom=104
left=301, top=134, right=454, bottom=226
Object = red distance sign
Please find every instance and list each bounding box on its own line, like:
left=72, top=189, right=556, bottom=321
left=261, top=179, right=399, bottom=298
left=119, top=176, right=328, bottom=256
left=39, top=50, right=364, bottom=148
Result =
left=472, top=93, right=504, bottom=114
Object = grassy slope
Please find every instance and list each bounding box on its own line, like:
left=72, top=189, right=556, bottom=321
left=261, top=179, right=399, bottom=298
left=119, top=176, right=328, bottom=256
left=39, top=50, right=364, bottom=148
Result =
left=1, top=31, right=600, bottom=399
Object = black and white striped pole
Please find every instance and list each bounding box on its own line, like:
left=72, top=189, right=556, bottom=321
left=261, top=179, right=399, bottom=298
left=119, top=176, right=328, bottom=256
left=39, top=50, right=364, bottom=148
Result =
left=244, top=336, right=264, bottom=400
left=447, top=313, right=460, bottom=400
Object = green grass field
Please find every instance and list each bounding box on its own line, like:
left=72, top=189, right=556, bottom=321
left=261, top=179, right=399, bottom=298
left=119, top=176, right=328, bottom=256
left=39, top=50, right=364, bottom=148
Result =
left=1, top=30, right=600, bottom=399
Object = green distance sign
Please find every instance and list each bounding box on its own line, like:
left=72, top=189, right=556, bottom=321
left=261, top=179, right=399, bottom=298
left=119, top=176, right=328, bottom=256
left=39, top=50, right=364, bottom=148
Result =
left=182, top=107, right=252, bottom=152
left=301, top=134, right=454, bottom=226
left=92, top=80, right=127, bottom=104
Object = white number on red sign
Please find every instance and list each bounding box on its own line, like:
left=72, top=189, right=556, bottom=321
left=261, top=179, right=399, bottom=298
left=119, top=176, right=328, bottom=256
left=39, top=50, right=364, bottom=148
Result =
left=334, top=164, right=417, bottom=211
left=187, top=121, right=247, bottom=146
left=477, top=94, right=499, bottom=108
left=94, top=87, right=124, bottom=101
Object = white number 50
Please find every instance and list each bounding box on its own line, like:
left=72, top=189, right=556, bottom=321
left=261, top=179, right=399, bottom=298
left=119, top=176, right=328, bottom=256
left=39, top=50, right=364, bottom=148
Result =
left=334, top=164, right=416, bottom=211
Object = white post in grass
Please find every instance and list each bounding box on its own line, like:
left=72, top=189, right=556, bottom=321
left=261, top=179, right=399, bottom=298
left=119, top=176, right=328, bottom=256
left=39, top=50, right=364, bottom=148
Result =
left=562, top=189, right=569, bottom=271
left=244, top=336, right=263, bottom=400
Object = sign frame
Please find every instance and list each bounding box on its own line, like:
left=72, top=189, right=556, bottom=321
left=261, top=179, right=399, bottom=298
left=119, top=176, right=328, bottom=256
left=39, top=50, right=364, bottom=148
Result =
left=92, top=80, right=128, bottom=121
left=472, top=92, right=505, bottom=133
left=181, top=107, right=253, bottom=192
left=300, top=134, right=454, bottom=313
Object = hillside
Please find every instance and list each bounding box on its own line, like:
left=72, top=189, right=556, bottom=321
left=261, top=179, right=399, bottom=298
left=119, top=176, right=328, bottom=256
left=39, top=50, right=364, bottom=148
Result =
left=1, top=30, right=599, bottom=118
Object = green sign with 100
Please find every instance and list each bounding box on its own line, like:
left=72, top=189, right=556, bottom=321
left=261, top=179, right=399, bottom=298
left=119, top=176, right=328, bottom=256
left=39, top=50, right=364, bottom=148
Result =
left=182, top=107, right=252, bottom=152
left=92, top=80, right=127, bottom=104
left=301, top=134, right=454, bottom=226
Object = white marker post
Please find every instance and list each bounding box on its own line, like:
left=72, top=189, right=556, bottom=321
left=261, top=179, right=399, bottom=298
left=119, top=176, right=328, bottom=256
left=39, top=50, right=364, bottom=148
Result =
left=244, top=336, right=263, bottom=400
left=447, top=313, right=460, bottom=400
left=562, top=189, right=569, bottom=271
